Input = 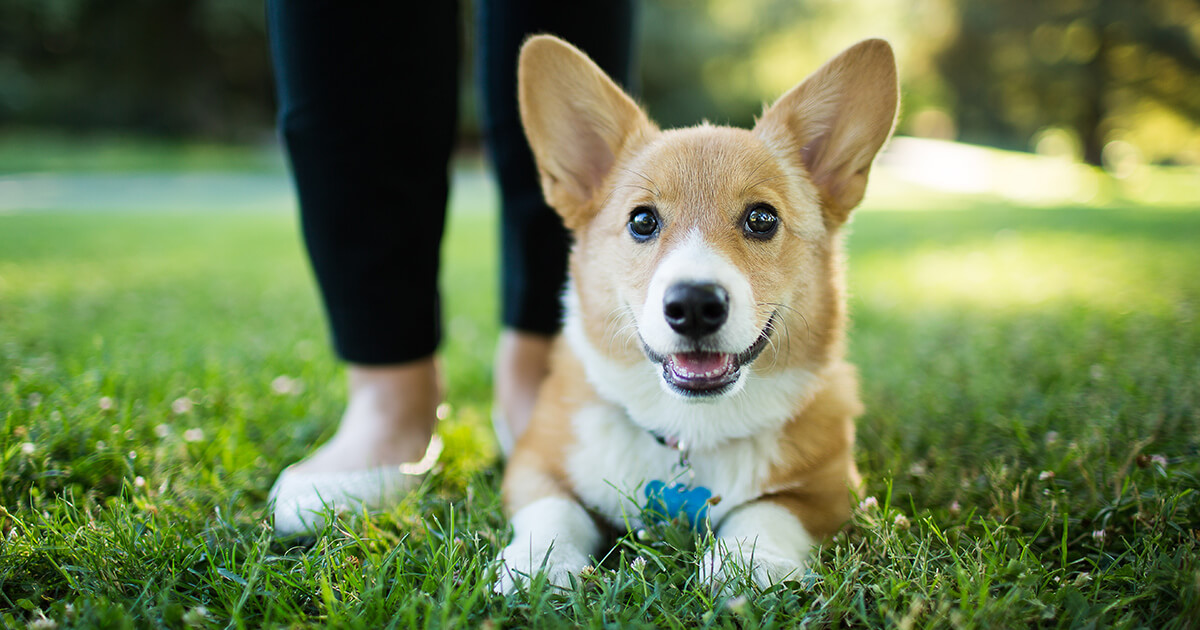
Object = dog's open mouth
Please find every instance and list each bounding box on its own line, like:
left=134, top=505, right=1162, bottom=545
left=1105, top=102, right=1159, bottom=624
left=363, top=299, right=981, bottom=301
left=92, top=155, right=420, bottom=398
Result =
left=663, top=352, right=739, bottom=393
left=643, top=313, right=776, bottom=397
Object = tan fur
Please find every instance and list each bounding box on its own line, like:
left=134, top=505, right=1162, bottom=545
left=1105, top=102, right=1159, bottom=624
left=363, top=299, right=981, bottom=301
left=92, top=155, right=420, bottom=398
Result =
left=502, top=339, right=589, bottom=510
left=517, top=36, right=657, bottom=229
left=764, top=360, right=865, bottom=538
left=504, top=35, right=897, bottom=565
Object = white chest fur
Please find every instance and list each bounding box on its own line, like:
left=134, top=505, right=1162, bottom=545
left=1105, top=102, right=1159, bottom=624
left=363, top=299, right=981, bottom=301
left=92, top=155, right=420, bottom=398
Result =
left=563, top=403, right=783, bottom=529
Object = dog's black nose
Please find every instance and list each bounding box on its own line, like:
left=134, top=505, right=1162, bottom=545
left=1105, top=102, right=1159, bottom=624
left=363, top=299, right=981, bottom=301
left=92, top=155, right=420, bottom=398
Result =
left=663, top=282, right=728, bottom=338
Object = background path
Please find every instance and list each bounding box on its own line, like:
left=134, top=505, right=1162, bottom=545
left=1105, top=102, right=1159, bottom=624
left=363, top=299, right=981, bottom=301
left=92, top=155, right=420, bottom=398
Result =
left=0, top=167, right=497, bottom=215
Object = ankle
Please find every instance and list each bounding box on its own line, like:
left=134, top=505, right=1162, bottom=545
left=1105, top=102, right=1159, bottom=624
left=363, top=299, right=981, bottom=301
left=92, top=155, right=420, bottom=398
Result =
left=345, top=358, right=440, bottom=429
left=348, top=359, right=443, bottom=405
left=494, top=330, right=554, bottom=446
left=291, top=358, right=442, bottom=472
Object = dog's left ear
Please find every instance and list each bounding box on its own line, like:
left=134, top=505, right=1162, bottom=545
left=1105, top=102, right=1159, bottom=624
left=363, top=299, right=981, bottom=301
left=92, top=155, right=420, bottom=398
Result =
left=518, top=35, right=656, bottom=229
left=755, top=39, right=899, bottom=225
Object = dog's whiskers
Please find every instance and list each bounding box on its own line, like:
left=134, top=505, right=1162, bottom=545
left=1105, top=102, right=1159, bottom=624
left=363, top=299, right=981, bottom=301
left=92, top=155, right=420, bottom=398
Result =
left=599, top=183, right=657, bottom=211
left=754, top=304, right=786, bottom=370
left=758, top=318, right=779, bottom=370
left=622, top=168, right=662, bottom=198
left=619, top=184, right=657, bottom=197
left=742, top=173, right=792, bottom=194
left=758, top=302, right=806, bottom=367
left=739, top=155, right=777, bottom=197
left=609, top=321, right=640, bottom=353
left=761, top=301, right=809, bottom=341
left=602, top=303, right=640, bottom=354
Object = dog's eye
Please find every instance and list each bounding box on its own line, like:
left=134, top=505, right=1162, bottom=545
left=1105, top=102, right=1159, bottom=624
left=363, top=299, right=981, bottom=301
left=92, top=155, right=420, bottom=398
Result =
left=743, top=204, right=779, bottom=238
left=628, top=206, right=659, bottom=240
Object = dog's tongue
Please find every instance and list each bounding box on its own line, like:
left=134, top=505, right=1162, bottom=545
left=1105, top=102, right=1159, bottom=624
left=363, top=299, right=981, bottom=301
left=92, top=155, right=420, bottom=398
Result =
left=669, top=352, right=734, bottom=379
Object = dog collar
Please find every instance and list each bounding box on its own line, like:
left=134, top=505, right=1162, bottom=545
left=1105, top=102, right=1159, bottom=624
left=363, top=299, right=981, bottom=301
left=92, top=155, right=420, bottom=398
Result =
left=649, top=430, right=691, bottom=469
left=649, top=430, right=682, bottom=450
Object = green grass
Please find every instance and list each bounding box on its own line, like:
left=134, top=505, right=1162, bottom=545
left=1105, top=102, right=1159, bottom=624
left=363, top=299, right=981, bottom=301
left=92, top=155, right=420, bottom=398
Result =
left=1, top=181, right=1198, bottom=626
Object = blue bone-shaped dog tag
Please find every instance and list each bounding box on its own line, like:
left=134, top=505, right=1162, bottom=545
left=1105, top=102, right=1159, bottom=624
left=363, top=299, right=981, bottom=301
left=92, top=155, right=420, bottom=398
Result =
left=643, top=480, right=712, bottom=531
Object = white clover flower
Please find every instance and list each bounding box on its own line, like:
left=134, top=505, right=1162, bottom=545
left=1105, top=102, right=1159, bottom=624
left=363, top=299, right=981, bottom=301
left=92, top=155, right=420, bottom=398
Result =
left=182, top=606, right=210, bottom=627
left=28, top=615, right=58, bottom=630
left=171, top=397, right=194, bottom=414
left=271, top=375, right=302, bottom=395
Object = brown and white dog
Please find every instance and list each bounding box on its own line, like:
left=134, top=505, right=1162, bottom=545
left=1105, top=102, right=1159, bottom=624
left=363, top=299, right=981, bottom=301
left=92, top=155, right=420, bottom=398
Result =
left=496, top=35, right=898, bottom=592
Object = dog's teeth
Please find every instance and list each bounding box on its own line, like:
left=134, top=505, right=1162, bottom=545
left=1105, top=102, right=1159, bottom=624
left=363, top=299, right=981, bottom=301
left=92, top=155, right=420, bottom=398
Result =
left=675, top=367, right=724, bottom=378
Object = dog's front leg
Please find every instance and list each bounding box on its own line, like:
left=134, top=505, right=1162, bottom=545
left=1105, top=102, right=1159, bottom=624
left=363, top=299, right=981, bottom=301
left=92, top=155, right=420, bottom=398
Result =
left=495, top=495, right=600, bottom=593
left=700, top=499, right=815, bottom=590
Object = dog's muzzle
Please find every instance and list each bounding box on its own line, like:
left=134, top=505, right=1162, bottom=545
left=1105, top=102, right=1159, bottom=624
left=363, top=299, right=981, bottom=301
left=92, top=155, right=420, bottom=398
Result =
left=642, top=311, right=776, bottom=397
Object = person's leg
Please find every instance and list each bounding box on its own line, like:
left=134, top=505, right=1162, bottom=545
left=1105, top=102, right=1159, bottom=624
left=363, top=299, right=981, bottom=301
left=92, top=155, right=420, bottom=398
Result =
left=478, top=0, right=637, bottom=452
left=289, top=361, right=441, bottom=472
left=267, top=0, right=459, bottom=530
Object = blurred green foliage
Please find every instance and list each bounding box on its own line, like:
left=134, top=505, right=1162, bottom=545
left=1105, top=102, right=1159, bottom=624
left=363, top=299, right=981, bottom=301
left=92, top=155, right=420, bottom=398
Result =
left=0, top=0, right=270, bottom=139
left=938, top=0, right=1200, bottom=165
left=1, top=0, right=1198, bottom=166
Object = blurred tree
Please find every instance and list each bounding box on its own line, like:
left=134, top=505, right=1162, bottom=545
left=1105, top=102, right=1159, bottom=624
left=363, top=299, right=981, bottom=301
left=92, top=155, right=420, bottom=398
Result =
left=0, top=0, right=272, bottom=139
left=938, top=0, right=1200, bottom=165
left=2, top=0, right=1196, bottom=166
left=0, top=0, right=940, bottom=142
left=638, top=0, right=955, bottom=131
left=638, top=0, right=745, bottom=128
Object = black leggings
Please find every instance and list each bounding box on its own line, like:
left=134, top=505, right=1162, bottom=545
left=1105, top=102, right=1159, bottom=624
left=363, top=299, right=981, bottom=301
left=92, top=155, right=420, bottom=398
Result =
left=267, top=0, right=636, bottom=364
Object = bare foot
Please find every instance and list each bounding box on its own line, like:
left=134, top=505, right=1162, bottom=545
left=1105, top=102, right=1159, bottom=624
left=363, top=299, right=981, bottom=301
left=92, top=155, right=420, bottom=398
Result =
left=493, top=329, right=553, bottom=455
left=289, top=358, right=441, bottom=474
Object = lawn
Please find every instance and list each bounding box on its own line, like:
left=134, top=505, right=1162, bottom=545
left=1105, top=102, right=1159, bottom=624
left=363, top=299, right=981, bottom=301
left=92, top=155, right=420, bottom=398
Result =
left=1, top=150, right=1198, bottom=627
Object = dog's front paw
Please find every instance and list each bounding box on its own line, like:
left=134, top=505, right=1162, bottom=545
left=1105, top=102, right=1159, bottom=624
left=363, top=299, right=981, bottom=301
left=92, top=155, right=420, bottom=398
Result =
left=700, top=542, right=807, bottom=592
left=701, top=501, right=816, bottom=592
left=494, top=541, right=592, bottom=594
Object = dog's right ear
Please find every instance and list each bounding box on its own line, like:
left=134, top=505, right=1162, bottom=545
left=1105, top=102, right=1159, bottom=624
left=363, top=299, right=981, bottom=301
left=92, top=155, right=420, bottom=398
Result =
left=518, top=35, right=655, bottom=229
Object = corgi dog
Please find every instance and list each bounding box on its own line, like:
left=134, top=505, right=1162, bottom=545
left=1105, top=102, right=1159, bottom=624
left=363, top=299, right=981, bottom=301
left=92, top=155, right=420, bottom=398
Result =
left=496, top=35, right=898, bottom=592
